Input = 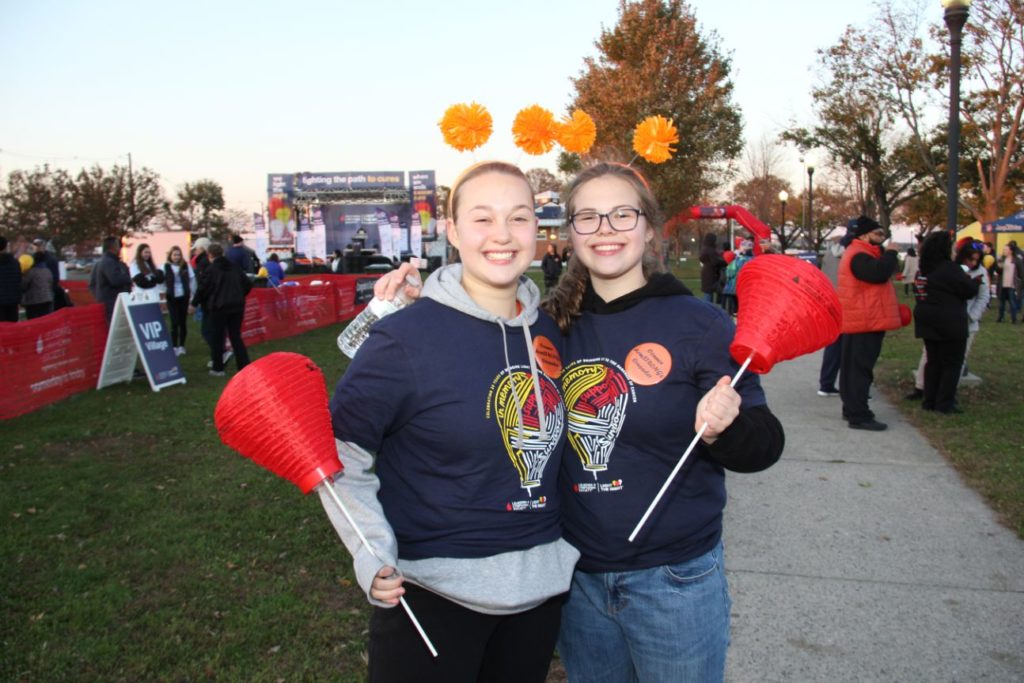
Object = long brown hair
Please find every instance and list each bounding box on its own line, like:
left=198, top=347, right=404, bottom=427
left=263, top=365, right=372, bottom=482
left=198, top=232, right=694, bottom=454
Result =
left=542, top=163, right=665, bottom=333
left=134, top=243, right=155, bottom=274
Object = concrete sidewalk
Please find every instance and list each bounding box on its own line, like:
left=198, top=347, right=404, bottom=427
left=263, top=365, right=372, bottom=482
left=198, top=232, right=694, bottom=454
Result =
left=723, top=350, right=1024, bottom=682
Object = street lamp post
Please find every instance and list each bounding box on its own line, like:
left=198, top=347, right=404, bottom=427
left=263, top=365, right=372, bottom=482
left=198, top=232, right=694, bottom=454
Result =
left=942, top=0, right=971, bottom=232
left=806, top=165, right=815, bottom=244
left=779, top=190, right=788, bottom=246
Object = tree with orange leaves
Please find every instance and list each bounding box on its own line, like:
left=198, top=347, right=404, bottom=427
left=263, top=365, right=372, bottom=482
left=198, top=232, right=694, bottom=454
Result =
left=566, top=0, right=743, bottom=219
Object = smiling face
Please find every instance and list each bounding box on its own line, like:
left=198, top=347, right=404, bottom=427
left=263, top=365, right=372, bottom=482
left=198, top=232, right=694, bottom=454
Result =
left=448, top=170, right=537, bottom=315
left=569, top=174, right=652, bottom=301
left=170, top=247, right=183, bottom=264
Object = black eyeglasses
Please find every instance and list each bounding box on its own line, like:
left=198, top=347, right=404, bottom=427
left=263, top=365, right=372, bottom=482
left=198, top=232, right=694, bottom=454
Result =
left=569, top=207, right=645, bottom=234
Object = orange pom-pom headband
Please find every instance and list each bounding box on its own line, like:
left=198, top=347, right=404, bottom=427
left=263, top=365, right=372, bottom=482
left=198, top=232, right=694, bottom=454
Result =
left=440, top=103, right=598, bottom=157
left=440, top=103, right=677, bottom=164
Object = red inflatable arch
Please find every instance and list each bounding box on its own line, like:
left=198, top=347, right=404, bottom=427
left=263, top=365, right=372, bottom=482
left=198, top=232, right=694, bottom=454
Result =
left=667, top=205, right=772, bottom=255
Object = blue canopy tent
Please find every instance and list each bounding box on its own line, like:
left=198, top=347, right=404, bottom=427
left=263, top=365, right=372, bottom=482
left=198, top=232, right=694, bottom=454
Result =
left=977, top=211, right=1024, bottom=253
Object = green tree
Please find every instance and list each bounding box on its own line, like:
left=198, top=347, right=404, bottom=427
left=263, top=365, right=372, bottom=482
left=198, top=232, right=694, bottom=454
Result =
left=174, top=179, right=226, bottom=237
left=525, top=168, right=561, bottom=194
left=71, top=164, right=166, bottom=241
left=0, top=165, right=76, bottom=246
left=825, top=0, right=1023, bottom=224
left=569, top=0, right=743, bottom=220
left=783, top=21, right=936, bottom=230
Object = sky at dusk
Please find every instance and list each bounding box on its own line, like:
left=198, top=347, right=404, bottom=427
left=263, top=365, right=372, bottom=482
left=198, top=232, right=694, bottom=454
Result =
left=1, top=1, right=900, bottom=215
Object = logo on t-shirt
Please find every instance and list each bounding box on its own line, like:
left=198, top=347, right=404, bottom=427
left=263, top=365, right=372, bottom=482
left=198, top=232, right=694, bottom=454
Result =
left=488, top=367, right=565, bottom=498
left=562, top=359, right=635, bottom=478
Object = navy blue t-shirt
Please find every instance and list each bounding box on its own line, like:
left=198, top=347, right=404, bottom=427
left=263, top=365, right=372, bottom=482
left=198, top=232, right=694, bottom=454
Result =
left=330, top=299, right=568, bottom=561
left=560, top=294, right=766, bottom=572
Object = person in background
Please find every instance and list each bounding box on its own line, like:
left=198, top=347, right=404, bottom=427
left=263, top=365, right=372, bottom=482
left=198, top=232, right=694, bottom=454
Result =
left=994, top=244, right=1023, bottom=323
left=912, top=231, right=978, bottom=413
left=190, top=237, right=217, bottom=354
left=163, top=245, right=196, bottom=356
left=21, top=251, right=55, bottom=319
left=901, top=246, right=919, bottom=296
left=226, top=233, right=256, bottom=274
left=956, top=241, right=989, bottom=379
left=0, top=236, right=22, bottom=322
left=561, top=244, right=573, bottom=264
left=330, top=248, right=343, bottom=273
left=264, top=252, right=285, bottom=287
left=817, top=233, right=845, bottom=397
left=907, top=240, right=990, bottom=401
left=541, top=242, right=562, bottom=293
left=721, top=241, right=752, bottom=317
left=699, top=232, right=726, bottom=305
left=837, top=216, right=901, bottom=431
left=32, top=238, right=66, bottom=310
left=191, top=243, right=251, bottom=377
left=129, top=243, right=165, bottom=303
left=89, top=236, right=132, bottom=323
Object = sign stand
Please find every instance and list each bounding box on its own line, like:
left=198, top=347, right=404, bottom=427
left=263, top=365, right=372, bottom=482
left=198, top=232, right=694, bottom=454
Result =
left=97, top=293, right=187, bottom=392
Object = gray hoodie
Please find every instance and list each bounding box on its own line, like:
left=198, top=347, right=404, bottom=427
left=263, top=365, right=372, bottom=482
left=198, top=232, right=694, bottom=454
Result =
left=318, top=264, right=579, bottom=614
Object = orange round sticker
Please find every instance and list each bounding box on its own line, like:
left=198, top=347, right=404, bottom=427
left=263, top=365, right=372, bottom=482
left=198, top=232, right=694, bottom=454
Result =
left=624, top=343, right=671, bottom=386
left=533, top=335, right=562, bottom=379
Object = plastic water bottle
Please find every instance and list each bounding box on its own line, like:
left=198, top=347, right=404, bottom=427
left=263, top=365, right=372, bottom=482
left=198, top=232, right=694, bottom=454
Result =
left=337, top=273, right=420, bottom=359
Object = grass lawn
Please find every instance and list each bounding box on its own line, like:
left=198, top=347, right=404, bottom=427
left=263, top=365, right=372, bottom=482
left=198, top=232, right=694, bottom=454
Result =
left=873, top=286, right=1024, bottom=537
left=2, top=325, right=371, bottom=682
left=2, top=260, right=1020, bottom=681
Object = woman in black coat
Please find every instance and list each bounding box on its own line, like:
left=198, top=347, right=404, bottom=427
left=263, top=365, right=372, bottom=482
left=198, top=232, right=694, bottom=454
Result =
left=913, top=231, right=979, bottom=413
left=540, top=243, right=562, bottom=292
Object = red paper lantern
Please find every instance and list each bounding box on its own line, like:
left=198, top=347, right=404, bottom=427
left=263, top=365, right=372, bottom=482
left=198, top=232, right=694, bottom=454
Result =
left=899, top=303, right=912, bottom=327
left=723, top=250, right=736, bottom=264
left=730, top=255, right=842, bottom=374
left=215, top=352, right=341, bottom=494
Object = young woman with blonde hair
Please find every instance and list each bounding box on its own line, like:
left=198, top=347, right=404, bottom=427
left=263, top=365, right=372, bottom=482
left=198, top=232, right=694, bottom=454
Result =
left=322, top=161, right=578, bottom=682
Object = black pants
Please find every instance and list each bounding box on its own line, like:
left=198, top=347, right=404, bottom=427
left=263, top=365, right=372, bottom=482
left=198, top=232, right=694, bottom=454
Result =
left=819, top=334, right=843, bottom=392
left=368, top=585, right=564, bottom=683
left=25, top=302, right=53, bottom=320
left=840, top=331, right=884, bottom=424
left=0, top=303, right=18, bottom=322
left=922, top=338, right=967, bottom=412
left=166, top=296, right=189, bottom=347
left=207, top=307, right=250, bottom=372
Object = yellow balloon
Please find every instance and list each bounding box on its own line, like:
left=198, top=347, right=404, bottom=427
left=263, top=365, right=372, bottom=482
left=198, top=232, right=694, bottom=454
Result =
left=983, top=254, right=995, bottom=269
left=257, top=267, right=269, bottom=278
left=19, top=254, right=33, bottom=272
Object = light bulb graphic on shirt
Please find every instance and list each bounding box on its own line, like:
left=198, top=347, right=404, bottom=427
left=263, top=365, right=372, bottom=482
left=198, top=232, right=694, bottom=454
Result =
left=492, top=370, right=565, bottom=496
left=562, top=362, right=631, bottom=478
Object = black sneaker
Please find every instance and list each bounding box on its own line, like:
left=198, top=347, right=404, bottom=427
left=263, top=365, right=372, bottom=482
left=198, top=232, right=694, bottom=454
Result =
left=849, top=419, right=887, bottom=431
left=904, top=389, right=924, bottom=401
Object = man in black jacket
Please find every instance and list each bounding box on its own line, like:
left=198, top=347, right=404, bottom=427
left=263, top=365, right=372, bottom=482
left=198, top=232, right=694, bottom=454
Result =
left=0, top=236, right=21, bottom=322
left=89, top=236, right=133, bottom=323
left=192, top=243, right=252, bottom=376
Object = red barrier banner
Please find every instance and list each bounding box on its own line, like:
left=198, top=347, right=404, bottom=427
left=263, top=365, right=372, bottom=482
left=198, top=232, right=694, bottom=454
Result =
left=4, top=275, right=378, bottom=419
left=0, top=305, right=107, bottom=420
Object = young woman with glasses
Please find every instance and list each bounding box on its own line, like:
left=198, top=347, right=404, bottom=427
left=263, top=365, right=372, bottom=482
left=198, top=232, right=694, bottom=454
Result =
left=543, top=162, right=784, bottom=682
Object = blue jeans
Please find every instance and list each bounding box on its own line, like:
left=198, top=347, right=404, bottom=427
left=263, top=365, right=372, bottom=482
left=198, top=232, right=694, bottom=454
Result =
left=558, top=541, right=731, bottom=683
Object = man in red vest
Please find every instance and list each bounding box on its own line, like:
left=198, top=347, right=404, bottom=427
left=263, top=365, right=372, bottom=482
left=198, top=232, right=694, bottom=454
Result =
left=837, top=216, right=901, bottom=431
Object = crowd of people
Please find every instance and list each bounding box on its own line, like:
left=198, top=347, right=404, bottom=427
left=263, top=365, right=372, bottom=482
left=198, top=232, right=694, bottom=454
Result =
left=692, top=218, right=1022, bottom=430
left=0, top=231, right=267, bottom=379
left=0, top=235, right=70, bottom=322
